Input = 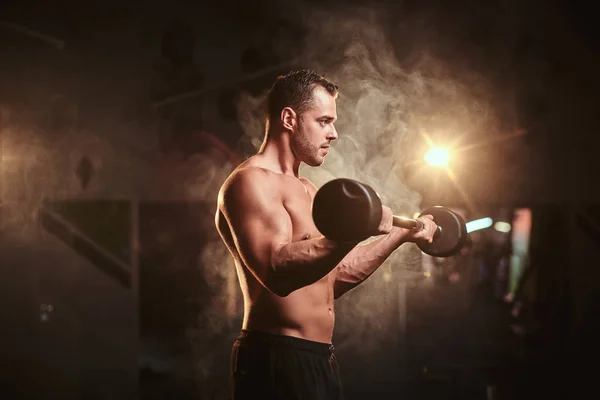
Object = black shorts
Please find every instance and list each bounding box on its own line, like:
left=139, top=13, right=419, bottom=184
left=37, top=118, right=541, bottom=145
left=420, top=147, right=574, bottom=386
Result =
left=230, top=329, right=344, bottom=400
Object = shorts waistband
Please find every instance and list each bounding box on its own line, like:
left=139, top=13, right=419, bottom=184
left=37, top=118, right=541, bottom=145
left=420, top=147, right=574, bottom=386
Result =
left=236, top=329, right=334, bottom=356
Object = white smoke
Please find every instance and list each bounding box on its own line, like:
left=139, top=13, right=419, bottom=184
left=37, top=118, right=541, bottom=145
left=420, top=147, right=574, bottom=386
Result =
left=229, top=3, right=507, bottom=359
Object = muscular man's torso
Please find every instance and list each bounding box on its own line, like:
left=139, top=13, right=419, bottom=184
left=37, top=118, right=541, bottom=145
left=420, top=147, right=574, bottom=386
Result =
left=216, top=162, right=336, bottom=344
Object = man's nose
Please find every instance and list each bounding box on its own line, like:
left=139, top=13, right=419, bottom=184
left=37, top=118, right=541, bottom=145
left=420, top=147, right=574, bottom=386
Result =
left=327, top=125, right=338, bottom=141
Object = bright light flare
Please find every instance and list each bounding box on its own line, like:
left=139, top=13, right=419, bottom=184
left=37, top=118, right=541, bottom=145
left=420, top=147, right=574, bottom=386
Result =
left=494, top=221, right=512, bottom=233
left=424, top=147, right=450, bottom=167
left=466, top=217, right=493, bottom=233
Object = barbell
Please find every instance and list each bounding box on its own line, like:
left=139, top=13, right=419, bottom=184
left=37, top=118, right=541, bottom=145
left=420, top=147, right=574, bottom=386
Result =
left=312, top=178, right=468, bottom=257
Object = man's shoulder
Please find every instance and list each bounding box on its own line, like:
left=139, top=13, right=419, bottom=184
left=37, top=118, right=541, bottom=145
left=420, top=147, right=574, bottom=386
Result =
left=218, top=165, right=278, bottom=205
left=226, top=164, right=276, bottom=187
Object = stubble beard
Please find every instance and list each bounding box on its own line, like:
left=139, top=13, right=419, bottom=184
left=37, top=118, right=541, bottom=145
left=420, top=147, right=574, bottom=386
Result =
left=293, top=120, right=323, bottom=167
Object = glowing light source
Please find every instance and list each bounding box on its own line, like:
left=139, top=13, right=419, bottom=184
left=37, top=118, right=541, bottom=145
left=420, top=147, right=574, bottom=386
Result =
left=494, top=221, right=512, bottom=233
left=466, top=217, right=493, bottom=233
left=424, top=147, right=450, bottom=167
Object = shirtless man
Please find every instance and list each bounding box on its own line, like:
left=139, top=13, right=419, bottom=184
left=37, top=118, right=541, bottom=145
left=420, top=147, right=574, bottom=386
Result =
left=215, top=70, right=438, bottom=400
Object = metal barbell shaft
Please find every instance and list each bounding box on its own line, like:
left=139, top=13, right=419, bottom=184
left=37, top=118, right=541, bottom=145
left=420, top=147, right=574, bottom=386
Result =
left=392, top=215, right=442, bottom=236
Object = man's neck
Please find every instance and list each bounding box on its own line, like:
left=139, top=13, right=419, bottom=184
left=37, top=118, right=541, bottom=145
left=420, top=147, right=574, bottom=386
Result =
left=258, top=131, right=301, bottom=177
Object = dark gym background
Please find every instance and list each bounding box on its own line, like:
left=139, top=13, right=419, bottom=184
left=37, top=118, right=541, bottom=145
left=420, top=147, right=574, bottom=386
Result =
left=1, top=0, right=599, bottom=399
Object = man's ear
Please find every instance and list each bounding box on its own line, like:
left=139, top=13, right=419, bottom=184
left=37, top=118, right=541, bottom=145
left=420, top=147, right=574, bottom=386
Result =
left=281, top=107, right=297, bottom=131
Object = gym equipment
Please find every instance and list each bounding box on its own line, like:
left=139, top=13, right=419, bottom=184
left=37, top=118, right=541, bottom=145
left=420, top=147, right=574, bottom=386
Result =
left=312, top=178, right=468, bottom=257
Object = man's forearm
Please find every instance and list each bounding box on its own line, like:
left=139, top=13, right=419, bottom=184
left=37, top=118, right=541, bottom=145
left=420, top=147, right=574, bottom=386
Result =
left=269, top=238, right=358, bottom=296
left=334, top=232, right=406, bottom=298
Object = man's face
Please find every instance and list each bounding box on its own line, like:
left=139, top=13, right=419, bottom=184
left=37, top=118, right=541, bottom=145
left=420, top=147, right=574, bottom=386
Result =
left=291, top=86, right=338, bottom=167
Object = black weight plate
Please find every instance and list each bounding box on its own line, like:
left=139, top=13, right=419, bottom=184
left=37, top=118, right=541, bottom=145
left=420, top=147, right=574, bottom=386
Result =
left=418, top=206, right=468, bottom=257
left=312, top=178, right=383, bottom=242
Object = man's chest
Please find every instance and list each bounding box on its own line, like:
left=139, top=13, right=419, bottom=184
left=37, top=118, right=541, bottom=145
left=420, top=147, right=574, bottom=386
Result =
left=281, top=180, right=322, bottom=241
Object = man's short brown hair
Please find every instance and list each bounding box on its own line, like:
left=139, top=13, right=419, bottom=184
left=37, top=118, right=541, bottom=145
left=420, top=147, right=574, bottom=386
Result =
left=266, top=70, right=339, bottom=124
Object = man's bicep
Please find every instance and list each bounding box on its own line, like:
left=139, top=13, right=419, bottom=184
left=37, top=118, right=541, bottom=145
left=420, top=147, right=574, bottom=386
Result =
left=221, top=177, right=292, bottom=284
left=238, top=207, right=292, bottom=271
